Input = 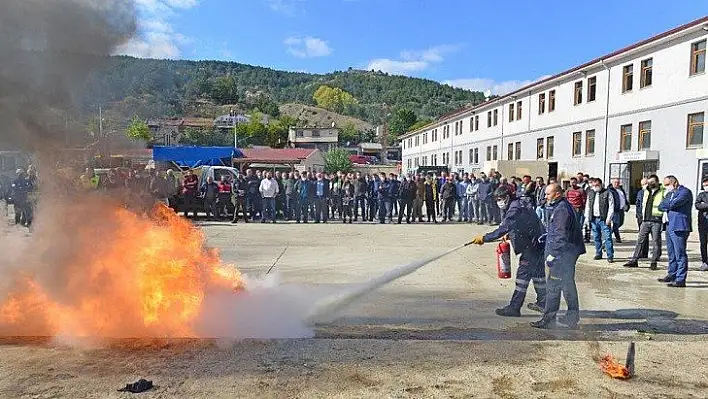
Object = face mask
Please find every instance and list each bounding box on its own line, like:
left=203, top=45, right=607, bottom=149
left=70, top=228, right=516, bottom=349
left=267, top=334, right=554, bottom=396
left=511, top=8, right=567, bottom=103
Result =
left=665, top=185, right=675, bottom=193
left=592, top=186, right=601, bottom=192
left=642, top=185, right=648, bottom=190
left=497, top=200, right=508, bottom=210
left=547, top=196, right=559, bottom=205
left=704, top=185, right=708, bottom=191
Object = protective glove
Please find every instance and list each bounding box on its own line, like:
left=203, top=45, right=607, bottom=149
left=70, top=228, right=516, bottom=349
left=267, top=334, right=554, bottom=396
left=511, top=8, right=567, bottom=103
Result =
left=470, top=235, right=485, bottom=245
left=537, top=233, right=547, bottom=245
left=546, top=254, right=556, bottom=268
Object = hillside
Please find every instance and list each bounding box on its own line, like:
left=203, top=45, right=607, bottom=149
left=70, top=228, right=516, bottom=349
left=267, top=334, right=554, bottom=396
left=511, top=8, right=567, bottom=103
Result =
left=82, top=56, right=485, bottom=125
left=279, top=104, right=373, bottom=132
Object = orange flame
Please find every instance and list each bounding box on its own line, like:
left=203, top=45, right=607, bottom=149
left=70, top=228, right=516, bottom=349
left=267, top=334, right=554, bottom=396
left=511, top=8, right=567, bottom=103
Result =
left=599, top=355, right=631, bottom=379
left=0, top=201, right=245, bottom=338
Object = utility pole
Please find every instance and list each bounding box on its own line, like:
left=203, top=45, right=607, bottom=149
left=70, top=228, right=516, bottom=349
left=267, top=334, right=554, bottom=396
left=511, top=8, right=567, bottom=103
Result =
left=380, top=103, right=391, bottom=164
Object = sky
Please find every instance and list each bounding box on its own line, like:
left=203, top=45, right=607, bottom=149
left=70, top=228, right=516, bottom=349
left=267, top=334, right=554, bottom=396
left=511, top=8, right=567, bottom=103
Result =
left=120, top=0, right=708, bottom=95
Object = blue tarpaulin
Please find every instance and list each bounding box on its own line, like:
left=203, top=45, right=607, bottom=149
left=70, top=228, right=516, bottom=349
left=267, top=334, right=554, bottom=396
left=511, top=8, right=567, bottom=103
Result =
left=152, top=146, right=244, bottom=168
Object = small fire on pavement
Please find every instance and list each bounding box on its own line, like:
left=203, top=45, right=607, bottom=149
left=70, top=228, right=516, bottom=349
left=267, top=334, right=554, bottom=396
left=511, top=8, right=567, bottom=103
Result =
left=599, top=355, right=632, bottom=380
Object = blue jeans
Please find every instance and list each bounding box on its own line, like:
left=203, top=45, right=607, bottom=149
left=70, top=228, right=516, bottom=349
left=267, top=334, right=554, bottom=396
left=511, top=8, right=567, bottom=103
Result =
left=543, top=254, right=580, bottom=325
left=476, top=199, right=489, bottom=223
left=536, top=206, right=545, bottom=225
left=261, top=197, right=276, bottom=222
left=591, top=217, right=614, bottom=259
left=666, top=230, right=689, bottom=283
left=378, top=199, right=391, bottom=222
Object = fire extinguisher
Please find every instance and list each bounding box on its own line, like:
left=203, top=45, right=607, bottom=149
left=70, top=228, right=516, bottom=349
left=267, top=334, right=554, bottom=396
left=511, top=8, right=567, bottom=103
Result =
left=496, top=240, right=512, bottom=279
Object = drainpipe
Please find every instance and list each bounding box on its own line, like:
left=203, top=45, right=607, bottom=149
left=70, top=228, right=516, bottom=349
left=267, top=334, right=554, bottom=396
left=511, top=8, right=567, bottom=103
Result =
left=601, top=60, right=611, bottom=183
left=500, top=104, right=505, bottom=162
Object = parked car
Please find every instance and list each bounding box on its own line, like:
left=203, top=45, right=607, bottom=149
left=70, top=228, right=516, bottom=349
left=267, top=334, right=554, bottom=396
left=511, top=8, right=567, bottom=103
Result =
left=349, top=155, right=379, bottom=165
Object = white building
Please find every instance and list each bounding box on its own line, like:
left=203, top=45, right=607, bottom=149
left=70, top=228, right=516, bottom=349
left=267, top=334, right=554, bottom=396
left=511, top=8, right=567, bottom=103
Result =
left=400, top=16, right=708, bottom=196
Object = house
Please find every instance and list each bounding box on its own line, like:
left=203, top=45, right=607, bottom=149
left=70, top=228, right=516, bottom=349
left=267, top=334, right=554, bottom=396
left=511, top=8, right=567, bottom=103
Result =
left=147, top=117, right=217, bottom=146
left=400, top=16, right=708, bottom=194
left=234, top=147, right=325, bottom=173
left=288, top=126, right=339, bottom=152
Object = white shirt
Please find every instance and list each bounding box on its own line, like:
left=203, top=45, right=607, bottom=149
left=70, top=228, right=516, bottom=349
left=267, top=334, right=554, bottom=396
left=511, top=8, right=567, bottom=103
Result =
left=259, top=178, right=279, bottom=198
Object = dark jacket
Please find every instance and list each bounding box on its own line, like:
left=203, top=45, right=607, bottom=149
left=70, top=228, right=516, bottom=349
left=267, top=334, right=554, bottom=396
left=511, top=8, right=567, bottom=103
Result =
left=635, top=188, right=645, bottom=221
left=183, top=175, right=199, bottom=195
left=534, top=183, right=546, bottom=208
left=399, top=180, right=417, bottom=201
left=201, top=181, right=219, bottom=201
left=477, top=179, right=491, bottom=201
left=294, top=179, right=312, bottom=200
left=283, top=178, right=295, bottom=196
left=377, top=179, right=391, bottom=200
left=342, top=181, right=355, bottom=200
left=440, top=181, right=456, bottom=200
left=586, top=188, right=614, bottom=223
left=545, top=198, right=586, bottom=261
left=313, top=178, right=330, bottom=198
left=695, top=190, right=708, bottom=226
left=368, top=178, right=381, bottom=198
left=245, top=175, right=260, bottom=196
left=10, top=177, right=32, bottom=203
left=354, top=178, right=368, bottom=197
left=388, top=179, right=401, bottom=199
left=520, top=182, right=537, bottom=207
left=659, top=185, right=693, bottom=232
left=483, top=199, right=545, bottom=255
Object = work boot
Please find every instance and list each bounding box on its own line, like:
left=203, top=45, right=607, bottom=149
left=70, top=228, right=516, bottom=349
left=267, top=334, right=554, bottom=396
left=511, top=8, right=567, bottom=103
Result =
left=623, top=260, right=638, bottom=268
left=495, top=306, right=521, bottom=317
left=657, top=276, right=675, bottom=283
left=530, top=318, right=557, bottom=329
left=650, top=262, right=658, bottom=270
left=700, top=262, right=708, bottom=271
left=527, top=302, right=543, bottom=313
left=667, top=281, right=686, bottom=288
left=593, top=255, right=603, bottom=260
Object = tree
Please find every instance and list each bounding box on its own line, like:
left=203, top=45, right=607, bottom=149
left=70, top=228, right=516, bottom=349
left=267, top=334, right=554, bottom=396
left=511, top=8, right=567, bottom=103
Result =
left=210, top=75, right=239, bottom=105
left=125, top=117, right=151, bottom=141
left=388, top=108, right=418, bottom=136
left=181, top=127, right=232, bottom=146
left=313, top=85, right=358, bottom=113
left=324, top=148, right=353, bottom=174
left=408, top=119, right=433, bottom=132
left=339, top=121, right=359, bottom=145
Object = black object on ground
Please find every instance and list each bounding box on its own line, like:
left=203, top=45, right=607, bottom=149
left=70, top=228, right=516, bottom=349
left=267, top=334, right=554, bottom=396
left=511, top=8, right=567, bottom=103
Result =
left=118, top=379, right=154, bottom=393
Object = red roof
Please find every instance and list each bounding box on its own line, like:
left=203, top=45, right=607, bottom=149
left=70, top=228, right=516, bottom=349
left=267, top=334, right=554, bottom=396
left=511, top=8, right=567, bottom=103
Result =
left=240, top=148, right=317, bottom=162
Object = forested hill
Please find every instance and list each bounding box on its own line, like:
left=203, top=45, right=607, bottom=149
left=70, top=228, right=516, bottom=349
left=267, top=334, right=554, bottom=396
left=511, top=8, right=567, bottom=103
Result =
left=83, top=56, right=485, bottom=124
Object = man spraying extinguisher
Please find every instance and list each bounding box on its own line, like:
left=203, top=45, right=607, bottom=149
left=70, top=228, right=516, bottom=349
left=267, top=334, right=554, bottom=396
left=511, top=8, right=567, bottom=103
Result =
left=470, top=186, right=547, bottom=317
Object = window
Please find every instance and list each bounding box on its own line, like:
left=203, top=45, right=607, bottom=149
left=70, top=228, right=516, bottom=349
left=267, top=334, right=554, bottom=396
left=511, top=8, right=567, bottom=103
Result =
left=469, top=149, right=474, bottom=164
left=312, top=129, right=320, bottom=137
left=442, top=152, right=447, bottom=165
left=691, top=39, right=706, bottom=76
left=507, top=143, right=514, bottom=160
left=454, top=121, right=459, bottom=135
left=638, top=120, right=651, bottom=150
left=514, top=142, right=521, bottom=160
left=493, top=109, right=498, bottom=126
left=574, top=81, right=583, bottom=105
left=516, top=101, right=522, bottom=120
left=295, top=130, right=304, bottom=138
left=407, top=138, right=412, bottom=148
left=414, top=157, right=419, bottom=167
left=492, top=145, right=498, bottom=160
left=407, top=159, right=412, bottom=169
left=414, top=136, right=420, bottom=146
left=474, top=148, right=479, bottom=164
left=585, top=130, right=595, bottom=155
left=454, top=151, right=458, bottom=165
left=620, top=124, right=632, bottom=152
left=422, top=156, right=428, bottom=166
left=538, top=93, right=546, bottom=114
left=475, top=115, right=479, bottom=130
left=486, top=146, right=492, bottom=161
left=487, top=111, right=492, bottom=127
left=432, top=129, right=438, bottom=141
left=470, top=117, right=474, bottom=132
left=546, top=136, right=555, bottom=159
left=640, top=58, right=653, bottom=88
left=622, top=64, right=633, bottom=93
left=536, top=138, right=544, bottom=159
left=432, top=154, right=438, bottom=166
left=422, top=133, right=428, bottom=144
left=549, top=90, right=556, bottom=112
left=509, top=104, right=515, bottom=122
left=587, top=76, right=597, bottom=102
left=572, top=132, right=582, bottom=156
left=687, top=112, right=705, bottom=148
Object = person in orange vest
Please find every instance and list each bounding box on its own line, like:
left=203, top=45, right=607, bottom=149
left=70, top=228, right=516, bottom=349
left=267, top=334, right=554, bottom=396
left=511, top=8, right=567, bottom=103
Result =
left=182, top=170, right=199, bottom=218
left=217, top=175, right=232, bottom=219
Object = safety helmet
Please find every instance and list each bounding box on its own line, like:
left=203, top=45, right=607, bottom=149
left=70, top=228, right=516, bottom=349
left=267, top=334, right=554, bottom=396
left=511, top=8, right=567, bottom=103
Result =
left=493, top=185, right=515, bottom=202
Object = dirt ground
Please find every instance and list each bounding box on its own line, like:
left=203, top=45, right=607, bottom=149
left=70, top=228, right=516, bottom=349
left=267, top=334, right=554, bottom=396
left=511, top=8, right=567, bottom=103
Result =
left=1, top=216, right=707, bottom=398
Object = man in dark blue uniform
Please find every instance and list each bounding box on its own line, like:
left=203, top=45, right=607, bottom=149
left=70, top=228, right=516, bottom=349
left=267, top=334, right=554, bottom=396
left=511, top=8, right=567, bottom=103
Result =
left=531, top=183, right=586, bottom=329
left=471, top=186, right=547, bottom=317
left=11, top=169, right=33, bottom=226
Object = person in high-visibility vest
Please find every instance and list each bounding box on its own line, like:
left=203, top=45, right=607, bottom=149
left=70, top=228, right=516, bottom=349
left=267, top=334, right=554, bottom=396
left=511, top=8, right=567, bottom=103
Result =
left=79, top=168, right=99, bottom=190
left=623, top=174, right=666, bottom=270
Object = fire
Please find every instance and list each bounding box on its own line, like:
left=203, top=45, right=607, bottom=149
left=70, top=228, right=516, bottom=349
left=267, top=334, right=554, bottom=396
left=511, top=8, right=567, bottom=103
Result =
left=0, top=200, right=245, bottom=338
left=599, top=355, right=631, bottom=379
